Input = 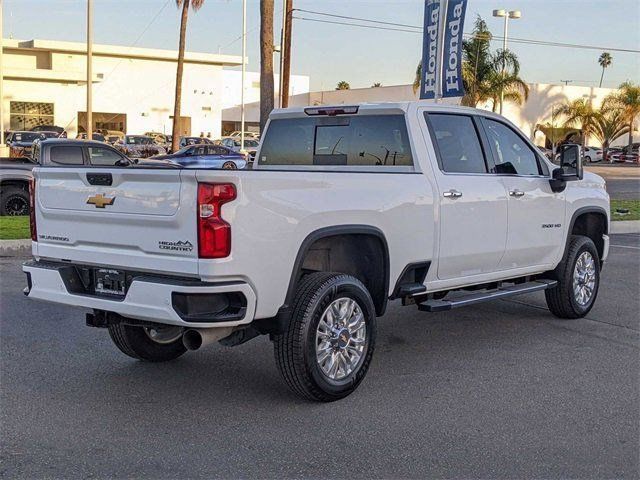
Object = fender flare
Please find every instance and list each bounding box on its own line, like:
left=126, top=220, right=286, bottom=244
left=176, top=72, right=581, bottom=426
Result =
left=283, top=224, right=391, bottom=315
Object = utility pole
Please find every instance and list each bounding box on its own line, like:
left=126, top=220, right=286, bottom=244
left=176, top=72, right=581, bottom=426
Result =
left=86, top=0, right=93, bottom=136
left=560, top=79, right=573, bottom=86
left=240, top=0, right=246, bottom=152
left=0, top=0, right=4, bottom=148
left=281, top=0, right=293, bottom=108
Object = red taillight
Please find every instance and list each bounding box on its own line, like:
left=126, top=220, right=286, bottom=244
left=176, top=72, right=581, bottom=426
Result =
left=197, top=183, right=236, bottom=258
left=29, top=177, right=37, bottom=241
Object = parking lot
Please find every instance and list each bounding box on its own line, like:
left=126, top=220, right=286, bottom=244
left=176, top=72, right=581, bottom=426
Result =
left=1, top=233, right=638, bottom=479
left=586, top=164, right=640, bottom=200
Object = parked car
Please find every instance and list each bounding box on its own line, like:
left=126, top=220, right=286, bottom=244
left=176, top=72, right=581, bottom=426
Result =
left=0, top=157, right=34, bottom=215
left=6, top=131, right=59, bottom=158
left=31, top=125, right=67, bottom=137
left=144, top=132, right=169, bottom=145
left=218, top=137, right=260, bottom=161
left=24, top=102, right=609, bottom=402
left=116, top=135, right=166, bottom=158
left=536, top=146, right=554, bottom=160
left=229, top=130, right=259, bottom=139
left=582, top=146, right=603, bottom=163
left=103, top=130, right=125, bottom=144
left=152, top=144, right=247, bottom=169
left=76, top=132, right=107, bottom=142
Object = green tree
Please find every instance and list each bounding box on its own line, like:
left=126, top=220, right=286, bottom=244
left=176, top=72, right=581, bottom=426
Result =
left=336, top=81, right=350, bottom=90
left=171, top=0, right=205, bottom=153
left=592, top=108, right=630, bottom=159
left=603, top=82, right=640, bottom=148
left=413, top=16, right=529, bottom=111
left=372, top=83, right=382, bottom=88
left=598, top=52, right=612, bottom=88
left=557, top=98, right=601, bottom=149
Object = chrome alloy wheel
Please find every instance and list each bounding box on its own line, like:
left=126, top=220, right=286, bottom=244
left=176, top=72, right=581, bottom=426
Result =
left=573, top=251, right=597, bottom=306
left=143, top=325, right=183, bottom=344
left=315, top=297, right=367, bottom=381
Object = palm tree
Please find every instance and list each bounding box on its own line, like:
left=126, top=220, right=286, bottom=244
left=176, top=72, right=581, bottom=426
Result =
left=171, top=0, right=205, bottom=153
left=598, top=52, right=612, bottom=88
left=592, top=108, right=630, bottom=159
left=603, top=82, right=640, bottom=148
left=372, top=83, right=382, bottom=88
left=412, top=62, right=421, bottom=95
left=557, top=98, right=601, bottom=149
left=260, top=0, right=274, bottom=132
left=336, top=81, right=350, bottom=90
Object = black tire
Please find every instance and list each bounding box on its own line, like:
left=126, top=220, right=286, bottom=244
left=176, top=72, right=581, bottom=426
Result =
left=222, top=161, right=237, bottom=170
left=545, top=235, right=600, bottom=319
left=108, top=323, right=187, bottom=362
left=585, top=156, right=592, bottom=163
left=274, top=272, right=377, bottom=402
left=0, top=186, right=29, bottom=216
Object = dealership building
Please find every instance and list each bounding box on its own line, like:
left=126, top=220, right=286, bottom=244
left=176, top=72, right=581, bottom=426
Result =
left=1, top=38, right=309, bottom=139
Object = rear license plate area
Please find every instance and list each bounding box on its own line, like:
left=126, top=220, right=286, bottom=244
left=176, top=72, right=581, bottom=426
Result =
left=94, top=268, right=126, bottom=297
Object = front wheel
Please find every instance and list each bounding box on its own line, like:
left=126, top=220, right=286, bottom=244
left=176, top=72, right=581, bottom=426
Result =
left=545, top=235, right=600, bottom=319
left=108, top=323, right=186, bottom=362
left=274, top=272, right=377, bottom=402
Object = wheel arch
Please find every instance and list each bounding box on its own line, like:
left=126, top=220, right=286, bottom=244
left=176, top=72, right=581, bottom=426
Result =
left=566, top=206, right=609, bottom=261
left=284, top=225, right=391, bottom=317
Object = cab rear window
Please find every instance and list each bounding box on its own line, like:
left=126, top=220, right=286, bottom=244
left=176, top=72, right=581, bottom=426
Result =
left=258, top=114, right=413, bottom=168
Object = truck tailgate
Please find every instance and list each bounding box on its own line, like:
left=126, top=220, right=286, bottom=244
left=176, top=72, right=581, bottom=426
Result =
left=33, top=167, right=200, bottom=276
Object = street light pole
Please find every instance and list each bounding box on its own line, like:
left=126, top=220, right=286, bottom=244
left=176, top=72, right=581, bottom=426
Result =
left=240, top=0, right=246, bottom=152
left=493, top=9, right=520, bottom=115
left=86, top=0, right=93, bottom=136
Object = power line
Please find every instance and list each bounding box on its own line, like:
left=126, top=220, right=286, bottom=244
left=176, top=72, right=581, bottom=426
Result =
left=293, top=10, right=640, bottom=54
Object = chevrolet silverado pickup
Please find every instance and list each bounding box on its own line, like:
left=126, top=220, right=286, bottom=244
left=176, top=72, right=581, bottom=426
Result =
left=23, top=103, right=610, bottom=402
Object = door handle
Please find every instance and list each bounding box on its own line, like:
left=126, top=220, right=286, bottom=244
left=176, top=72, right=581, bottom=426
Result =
left=443, top=189, right=463, bottom=199
left=509, top=189, right=525, bottom=197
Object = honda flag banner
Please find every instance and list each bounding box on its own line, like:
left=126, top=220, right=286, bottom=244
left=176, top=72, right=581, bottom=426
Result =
left=419, top=0, right=442, bottom=99
left=442, top=0, right=468, bottom=98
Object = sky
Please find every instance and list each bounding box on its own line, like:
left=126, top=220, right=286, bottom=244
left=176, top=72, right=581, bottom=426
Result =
left=2, top=0, right=639, bottom=91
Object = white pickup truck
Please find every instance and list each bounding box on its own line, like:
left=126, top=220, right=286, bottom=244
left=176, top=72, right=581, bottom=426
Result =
left=23, top=103, right=610, bottom=401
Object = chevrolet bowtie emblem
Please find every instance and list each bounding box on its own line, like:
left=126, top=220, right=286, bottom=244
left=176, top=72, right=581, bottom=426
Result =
left=86, top=193, right=115, bottom=208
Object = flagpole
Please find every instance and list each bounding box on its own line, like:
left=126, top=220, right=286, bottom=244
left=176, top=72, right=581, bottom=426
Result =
left=240, top=0, right=246, bottom=152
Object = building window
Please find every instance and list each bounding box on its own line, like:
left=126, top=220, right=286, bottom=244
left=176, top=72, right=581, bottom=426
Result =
left=10, top=102, right=55, bottom=131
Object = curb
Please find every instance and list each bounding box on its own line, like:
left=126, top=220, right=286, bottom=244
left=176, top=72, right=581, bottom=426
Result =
left=0, top=239, right=32, bottom=256
left=611, top=220, right=640, bottom=234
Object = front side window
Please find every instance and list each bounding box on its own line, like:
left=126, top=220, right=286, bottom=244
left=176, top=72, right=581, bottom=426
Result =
left=88, top=147, right=124, bottom=166
left=259, top=115, right=413, bottom=167
left=483, top=119, right=541, bottom=175
left=427, top=114, right=487, bottom=174
left=49, top=146, right=84, bottom=165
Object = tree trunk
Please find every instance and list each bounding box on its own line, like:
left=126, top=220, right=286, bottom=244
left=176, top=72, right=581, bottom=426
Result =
left=260, top=0, right=275, bottom=132
left=171, top=0, right=189, bottom=153
left=629, top=121, right=634, bottom=149
left=599, top=67, right=605, bottom=88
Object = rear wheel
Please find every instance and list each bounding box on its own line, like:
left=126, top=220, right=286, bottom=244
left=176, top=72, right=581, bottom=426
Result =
left=0, top=186, right=29, bottom=216
left=585, top=155, right=592, bottom=163
left=545, top=235, right=600, bottom=319
left=108, top=323, right=186, bottom=362
left=222, top=161, right=237, bottom=170
left=274, top=272, right=377, bottom=402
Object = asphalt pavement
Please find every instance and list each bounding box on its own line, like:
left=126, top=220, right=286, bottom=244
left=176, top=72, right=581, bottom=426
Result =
left=586, top=164, right=640, bottom=200
left=1, top=235, right=639, bottom=479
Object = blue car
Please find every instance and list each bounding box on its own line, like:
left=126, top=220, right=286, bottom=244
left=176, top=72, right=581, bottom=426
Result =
left=152, top=144, right=247, bottom=169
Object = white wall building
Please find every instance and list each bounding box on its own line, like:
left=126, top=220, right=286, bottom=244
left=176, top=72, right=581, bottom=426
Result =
left=286, top=83, right=638, bottom=148
left=1, top=38, right=280, bottom=140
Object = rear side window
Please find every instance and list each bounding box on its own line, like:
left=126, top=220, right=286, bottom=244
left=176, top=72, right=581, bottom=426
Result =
left=259, top=115, right=413, bottom=167
left=88, top=147, right=124, bottom=166
left=483, top=119, right=541, bottom=175
left=49, top=146, right=84, bottom=165
left=427, top=114, right=487, bottom=173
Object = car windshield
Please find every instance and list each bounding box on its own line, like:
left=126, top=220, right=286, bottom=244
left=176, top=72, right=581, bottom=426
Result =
left=126, top=136, right=153, bottom=145
left=13, top=132, right=41, bottom=142
left=244, top=139, right=259, bottom=147
left=175, top=146, right=193, bottom=155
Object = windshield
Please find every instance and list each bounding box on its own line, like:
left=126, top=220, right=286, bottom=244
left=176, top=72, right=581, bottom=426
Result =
left=174, top=146, right=193, bottom=155
left=126, top=136, right=154, bottom=145
left=12, top=132, right=42, bottom=143
left=244, top=139, right=259, bottom=147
